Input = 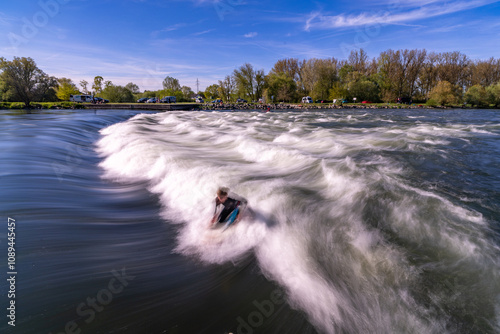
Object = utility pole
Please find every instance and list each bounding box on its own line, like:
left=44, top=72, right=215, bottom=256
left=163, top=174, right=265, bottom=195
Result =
left=196, top=78, right=199, bottom=94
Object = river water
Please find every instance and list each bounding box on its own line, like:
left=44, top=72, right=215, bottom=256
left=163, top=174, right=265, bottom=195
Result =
left=1, top=108, right=499, bottom=334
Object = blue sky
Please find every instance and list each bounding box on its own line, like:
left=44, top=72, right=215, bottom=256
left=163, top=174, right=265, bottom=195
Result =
left=1, top=0, right=500, bottom=92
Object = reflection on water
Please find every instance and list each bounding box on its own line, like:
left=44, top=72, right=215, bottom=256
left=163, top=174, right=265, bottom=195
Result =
left=1, top=108, right=499, bottom=334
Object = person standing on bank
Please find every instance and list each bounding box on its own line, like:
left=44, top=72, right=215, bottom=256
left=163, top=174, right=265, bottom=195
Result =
left=210, top=187, right=247, bottom=226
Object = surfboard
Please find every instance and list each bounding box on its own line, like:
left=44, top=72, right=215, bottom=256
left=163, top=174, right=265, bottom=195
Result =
left=222, top=207, right=239, bottom=232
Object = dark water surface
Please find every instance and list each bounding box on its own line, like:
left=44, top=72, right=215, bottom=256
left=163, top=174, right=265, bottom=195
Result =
left=1, top=108, right=499, bottom=334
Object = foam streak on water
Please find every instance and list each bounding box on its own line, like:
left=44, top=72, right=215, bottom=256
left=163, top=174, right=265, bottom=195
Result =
left=97, top=109, right=500, bottom=333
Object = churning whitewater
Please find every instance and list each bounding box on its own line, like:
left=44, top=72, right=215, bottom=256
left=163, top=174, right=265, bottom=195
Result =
left=96, top=109, right=500, bottom=333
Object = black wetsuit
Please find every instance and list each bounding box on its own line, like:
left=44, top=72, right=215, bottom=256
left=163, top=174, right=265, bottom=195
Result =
left=215, top=197, right=241, bottom=223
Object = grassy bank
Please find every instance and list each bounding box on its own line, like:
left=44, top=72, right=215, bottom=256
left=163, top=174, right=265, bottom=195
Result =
left=0, top=102, right=85, bottom=110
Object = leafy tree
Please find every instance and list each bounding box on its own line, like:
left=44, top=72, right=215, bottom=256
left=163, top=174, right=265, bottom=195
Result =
left=255, top=69, right=266, bottom=101
left=56, top=78, right=80, bottom=101
left=469, top=58, right=500, bottom=87
left=270, top=58, right=301, bottom=81
left=233, top=63, right=255, bottom=101
left=376, top=49, right=426, bottom=102
left=329, top=81, right=349, bottom=101
left=487, top=82, right=500, bottom=107
left=101, top=84, right=135, bottom=102
left=428, top=81, right=461, bottom=106
left=162, top=76, right=181, bottom=91
left=346, top=73, right=380, bottom=102
left=204, top=84, right=220, bottom=99
left=435, top=51, right=470, bottom=88
left=125, top=82, right=140, bottom=94
left=347, top=49, right=369, bottom=75
left=181, top=86, right=193, bottom=99
left=104, top=80, right=113, bottom=90
left=233, top=63, right=265, bottom=101
left=92, top=76, right=104, bottom=95
left=0, top=75, right=13, bottom=101
left=218, top=75, right=234, bottom=102
left=80, top=80, right=89, bottom=94
left=300, top=58, right=338, bottom=100
left=265, top=73, right=297, bottom=102
left=465, top=84, right=489, bottom=107
left=0, top=56, right=57, bottom=107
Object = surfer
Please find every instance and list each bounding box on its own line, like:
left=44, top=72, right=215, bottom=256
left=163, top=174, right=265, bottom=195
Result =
left=210, top=187, right=247, bottom=227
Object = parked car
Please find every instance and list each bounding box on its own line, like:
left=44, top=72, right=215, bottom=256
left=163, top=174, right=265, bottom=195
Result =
left=211, top=99, right=223, bottom=103
left=146, top=98, right=158, bottom=103
left=302, top=96, right=313, bottom=103
left=236, top=98, right=247, bottom=103
left=160, top=96, right=177, bottom=103
left=94, top=97, right=109, bottom=103
left=137, top=97, right=149, bottom=103
left=195, top=97, right=204, bottom=103
left=69, top=94, right=93, bottom=102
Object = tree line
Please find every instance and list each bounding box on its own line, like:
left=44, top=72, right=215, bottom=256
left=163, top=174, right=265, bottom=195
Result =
left=2, top=50, right=500, bottom=108
left=204, top=49, right=500, bottom=107
left=0, top=57, right=196, bottom=107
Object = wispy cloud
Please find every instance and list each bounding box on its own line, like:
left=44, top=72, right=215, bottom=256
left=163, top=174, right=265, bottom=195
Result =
left=192, top=29, right=215, bottom=36
left=244, top=32, right=258, bottom=38
left=305, top=0, right=499, bottom=30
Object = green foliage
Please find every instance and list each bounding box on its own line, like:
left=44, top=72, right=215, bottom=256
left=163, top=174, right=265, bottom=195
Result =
left=486, top=82, right=500, bottom=107
left=465, top=84, right=489, bottom=107
left=204, top=84, right=220, bottom=99
left=0, top=101, right=83, bottom=109
left=163, top=76, right=181, bottom=91
left=92, top=76, right=104, bottom=95
left=425, top=98, right=438, bottom=106
left=56, top=78, right=80, bottom=101
left=428, top=81, right=461, bottom=106
left=80, top=80, right=89, bottom=94
left=0, top=56, right=57, bottom=107
left=265, top=73, right=297, bottom=102
left=233, top=63, right=265, bottom=101
left=125, top=82, right=140, bottom=94
left=101, top=84, right=135, bottom=102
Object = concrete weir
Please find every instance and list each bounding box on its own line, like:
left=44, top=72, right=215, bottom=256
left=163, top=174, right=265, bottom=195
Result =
left=84, top=103, right=198, bottom=111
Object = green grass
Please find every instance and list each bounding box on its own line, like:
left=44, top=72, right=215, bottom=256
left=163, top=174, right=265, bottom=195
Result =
left=0, top=102, right=85, bottom=109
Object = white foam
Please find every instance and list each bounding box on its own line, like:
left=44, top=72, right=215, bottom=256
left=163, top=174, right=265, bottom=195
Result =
left=95, top=110, right=499, bottom=334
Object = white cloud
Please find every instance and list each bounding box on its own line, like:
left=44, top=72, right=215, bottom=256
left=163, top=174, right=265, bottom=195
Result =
left=244, top=32, right=258, bottom=38
left=305, top=0, right=499, bottom=30
left=192, top=29, right=215, bottom=36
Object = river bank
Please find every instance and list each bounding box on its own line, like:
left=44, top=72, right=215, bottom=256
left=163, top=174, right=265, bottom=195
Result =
left=0, top=101, right=495, bottom=111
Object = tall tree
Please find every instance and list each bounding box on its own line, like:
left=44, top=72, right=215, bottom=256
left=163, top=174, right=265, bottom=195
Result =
left=265, top=73, right=297, bottom=102
left=218, top=75, right=234, bottom=102
left=181, top=86, right=193, bottom=99
left=377, top=49, right=426, bottom=102
left=270, top=58, right=301, bottom=82
left=80, top=80, right=89, bottom=94
left=300, top=58, right=338, bottom=100
left=469, top=58, right=500, bottom=88
left=486, top=82, right=500, bottom=107
left=435, top=51, right=470, bottom=88
left=204, top=84, right=220, bottom=99
left=348, top=49, right=369, bottom=75
left=0, top=56, right=56, bottom=107
left=162, top=76, right=181, bottom=91
left=233, top=63, right=255, bottom=101
left=56, top=77, right=80, bottom=101
left=125, top=82, right=140, bottom=94
left=92, top=76, right=104, bottom=95
left=233, top=63, right=264, bottom=101
left=428, top=81, right=461, bottom=105
left=102, top=84, right=135, bottom=103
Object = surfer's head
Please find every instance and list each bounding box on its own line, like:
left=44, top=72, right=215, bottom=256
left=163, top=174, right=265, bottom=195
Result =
left=216, top=187, right=229, bottom=202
